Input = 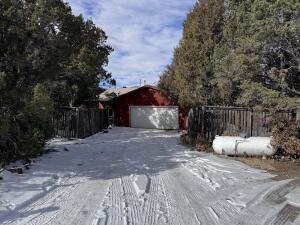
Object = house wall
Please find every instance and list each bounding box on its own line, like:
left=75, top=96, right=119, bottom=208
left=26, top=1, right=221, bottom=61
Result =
left=114, top=87, right=186, bottom=130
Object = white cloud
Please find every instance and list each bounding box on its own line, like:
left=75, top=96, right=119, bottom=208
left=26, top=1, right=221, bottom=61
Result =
left=65, top=0, right=195, bottom=87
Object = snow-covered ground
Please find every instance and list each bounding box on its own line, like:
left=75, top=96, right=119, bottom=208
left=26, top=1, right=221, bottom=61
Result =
left=0, top=127, right=300, bottom=225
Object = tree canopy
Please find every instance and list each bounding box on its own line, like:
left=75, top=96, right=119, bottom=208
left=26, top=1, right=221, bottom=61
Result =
left=159, top=0, right=300, bottom=110
left=0, top=0, right=112, bottom=164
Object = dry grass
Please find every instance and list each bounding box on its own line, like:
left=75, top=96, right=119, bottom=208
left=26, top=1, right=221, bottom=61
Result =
left=235, top=157, right=300, bottom=180
left=180, top=133, right=212, bottom=152
left=222, top=130, right=240, bottom=136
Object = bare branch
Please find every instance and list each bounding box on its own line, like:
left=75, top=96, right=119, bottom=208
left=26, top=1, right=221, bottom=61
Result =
left=286, top=86, right=300, bottom=96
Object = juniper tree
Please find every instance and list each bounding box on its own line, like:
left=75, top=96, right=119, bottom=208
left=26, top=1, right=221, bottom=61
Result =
left=214, top=0, right=300, bottom=109
left=0, top=0, right=112, bottom=163
left=160, top=0, right=300, bottom=110
left=159, top=0, right=225, bottom=107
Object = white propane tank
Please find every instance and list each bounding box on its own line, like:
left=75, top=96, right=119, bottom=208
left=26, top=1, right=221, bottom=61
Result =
left=212, top=136, right=275, bottom=156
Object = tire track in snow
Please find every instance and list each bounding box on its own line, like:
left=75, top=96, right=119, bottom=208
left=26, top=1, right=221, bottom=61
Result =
left=161, top=171, right=204, bottom=225
left=209, top=200, right=241, bottom=225
left=142, top=175, right=161, bottom=225
left=181, top=161, right=221, bottom=191
left=104, top=179, right=125, bottom=225
left=159, top=141, right=219, bottom=225
left=92, top=182, right=114, bottom=225
left=267, top=204, right=300, bottom=225
left=59, top=180, right=109, bottom=225
left=234, top=180, right=300, bottom=225
left=160, top=138, right=221, bottom=224
left=1, top=175, right=80, bottom=225
left=176, top=180, right=220, bottom=225
left=26, top=177, right=89, bottom=225
left=161, top=164, right=246, bottom=225
left=265, top=180, right=300, bottom=204
left=121, top=176, right=143, bottom=225
left=174, top=168, right=219, bottom=222
left=160, top=175, right=185, bottom=225
left=97, top=175, right=159, bottom=225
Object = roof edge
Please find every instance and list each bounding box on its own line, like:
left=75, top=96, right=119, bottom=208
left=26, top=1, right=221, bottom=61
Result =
left=114, top=85, right=159, bottom=99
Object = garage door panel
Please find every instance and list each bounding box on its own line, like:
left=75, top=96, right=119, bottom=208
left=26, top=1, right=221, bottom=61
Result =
left=130, top=106, right=179, bottom=130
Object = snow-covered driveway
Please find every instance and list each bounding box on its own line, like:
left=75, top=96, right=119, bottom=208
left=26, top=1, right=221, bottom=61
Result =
left=1, top=128, right=300, bottom=225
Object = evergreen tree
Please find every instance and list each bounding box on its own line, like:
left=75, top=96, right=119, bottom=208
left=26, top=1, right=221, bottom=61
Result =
left=0, top=0, right=112, bottom=164
left=159, top=0, right=300, bottom=110
left=159, top=0, right=225, bottom=107
left=214, top=0, right=300, bottom=109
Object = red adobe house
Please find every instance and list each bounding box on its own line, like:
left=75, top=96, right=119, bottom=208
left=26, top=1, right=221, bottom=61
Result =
left=99, top=85, right=186, bottom=130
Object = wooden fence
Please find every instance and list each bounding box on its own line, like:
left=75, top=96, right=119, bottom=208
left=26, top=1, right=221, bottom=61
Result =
left=187, top=106, right=298, bottom=141
left=52, top=107, right=105, bottom=139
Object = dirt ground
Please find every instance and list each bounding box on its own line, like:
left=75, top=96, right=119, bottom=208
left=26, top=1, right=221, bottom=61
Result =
left=231, top=156, right=300, bottom=180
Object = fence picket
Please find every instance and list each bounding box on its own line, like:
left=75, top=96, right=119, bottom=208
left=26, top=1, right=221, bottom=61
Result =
left=188, top=106, right=294, bottom=142
left=52, top=107, right=106, bottom=139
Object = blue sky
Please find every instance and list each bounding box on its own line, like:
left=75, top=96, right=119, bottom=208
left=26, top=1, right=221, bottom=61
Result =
left=64, top=0, right=196, bottom=87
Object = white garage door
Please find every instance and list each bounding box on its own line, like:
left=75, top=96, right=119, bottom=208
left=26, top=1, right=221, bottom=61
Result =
left=130, top=106, right=179, bottom=130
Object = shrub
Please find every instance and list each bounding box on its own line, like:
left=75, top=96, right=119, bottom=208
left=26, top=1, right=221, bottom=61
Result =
left=181, top=133, right=212, bottom=152
left=0, top=84, right=54, bottom=165
left=271, top=120, right=300, bottom=155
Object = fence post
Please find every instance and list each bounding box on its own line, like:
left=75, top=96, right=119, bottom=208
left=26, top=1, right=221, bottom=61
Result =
left=100, top=110, right=104, bottom=130
left=201, top=106, right=206, bottom=138
left=187, top=108, right=193, bottom=134
left=250, top=109, right=254, bottom=137
left=76, top=108, right=80, bottom=138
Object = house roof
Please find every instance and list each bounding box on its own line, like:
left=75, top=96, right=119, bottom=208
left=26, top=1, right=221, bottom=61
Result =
left=99, top=87, right=138, bottom=101
left=115, top=85, right=159, bottom=99
left=99, top=85, right=159, bottom=101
